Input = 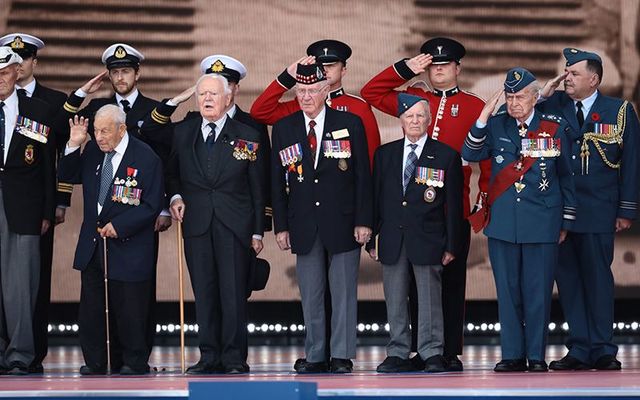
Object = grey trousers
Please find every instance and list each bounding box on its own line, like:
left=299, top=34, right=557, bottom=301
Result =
left=0, top=190, right=40, bottom=368
left=296, top=235, right=360, bottom=362
left=382, top=244, right=443, bottom=360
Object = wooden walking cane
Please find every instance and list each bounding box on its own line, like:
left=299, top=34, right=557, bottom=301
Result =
left=177, top=222, right=186, bottom=374
left=102, top=235, right=112, bottom=375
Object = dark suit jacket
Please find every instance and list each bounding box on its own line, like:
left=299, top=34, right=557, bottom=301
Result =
left=1, top=95, right=56, bottom=234
left=271, top=106, right=373, bottom=255
left=28, top=81, right=72, bottom=206
left=367, top=137, right=463, bottom=265
left=166, top=116, right=267, bottom=245
left=58, top=135, right=164, bottom=281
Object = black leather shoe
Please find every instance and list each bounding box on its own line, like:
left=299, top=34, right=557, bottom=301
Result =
left=594, top=354, right=621, bottom=371
left=7, top=365, right=29, bottom=376
left=28, top=364, right=44, bottom=374
left=224, top=363, right=250, bottom=374
left=527, top=360, right=548, bottom=372
left=410, top=354, right=425, bottom=370
left=330, top=358, right=353, bottom=373
left=186, top=361, right=221, bottom=375
left=494, top=359, right=527, bottom=372
left=79, top=365, right=107, bottom=375
left=294, top=358, right=306, bottom=370
left=119, top=365, right=150, bottom=375
left=549, top=355, right=591, bottom=371
left=376, top=356, right=414, bottom=373
left=444, top=355, right=463, bottom=372
left=424, top=354, right=447, bottom=373
left=294, top=359, right=329, bottom=373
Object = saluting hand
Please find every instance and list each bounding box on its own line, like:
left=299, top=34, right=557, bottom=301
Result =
left=478, top=89, right=503, bottom=125
left=405, top=53, right=433, bottom=75
left=68, top=115, right=89, bottom=147
left=79, top=70, right=108, bottom=95
left=540, top=71, right=568, bottom=98
left=170, top=85, right=196, bottom=105
left=286, top=56, right=316, bottom=77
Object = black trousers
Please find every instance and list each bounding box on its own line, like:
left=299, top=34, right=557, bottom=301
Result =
left=184, top=216, right=249, bottom=367
left=31, top=224, right=54, bottom=367
left=410, top=220, right=471, bottom=356
left=79, top=247, right=152, bottom=371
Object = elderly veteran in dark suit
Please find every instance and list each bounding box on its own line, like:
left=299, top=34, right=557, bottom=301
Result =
left=271, top=63, right=372, bottom=374
left=167, top=73, right=267, bottom=375
left=0, top=32, right=71, bottom=374
left=0, top=47, right=55, bottom=376
left=463, top=68, right=576, bottom=372
left=538, top=48, right=640, bottom=371
left=59, top=104, right=164, bottom=375
left=368, top=93, right=463, bottom=373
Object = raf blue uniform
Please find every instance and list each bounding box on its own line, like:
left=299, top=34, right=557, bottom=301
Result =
left=537, top=48, right=640, bottom=369
left=462, top=68, right=577, bottom=368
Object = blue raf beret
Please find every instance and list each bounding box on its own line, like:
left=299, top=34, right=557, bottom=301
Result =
left=504, top=67, right=536, bottom=93
left=563, top=47, right=602, bottom=67
left=397, top=93, right=426, bottom=117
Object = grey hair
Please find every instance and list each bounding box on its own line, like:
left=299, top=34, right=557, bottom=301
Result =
left=196, top=73, right=231, bottom=95
left=95, top=104, right=126, bottom=126
left=524, top=81, right=541, bottom=97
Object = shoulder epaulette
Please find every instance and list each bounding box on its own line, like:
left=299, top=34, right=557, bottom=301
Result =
left=540, top=113, right=563, bottom=123
left=460, top=89, right=485, bottom=102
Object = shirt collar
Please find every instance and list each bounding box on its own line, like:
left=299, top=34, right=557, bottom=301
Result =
left=328, top=87, right=345, bottom=99
left=432, top=86, right=460, bottom=97
left=1, top=89, right=19, bottom=109
left=575, top=89, right=598, bottom=111
left=303, top=106, right=327, bottom=129
left=116, top=88, right=139, bottom=106
left=17, top=79, right=37, bottom=97
left=404, top=132, right=428, bottom=149
left=227, top=104, right=237, bottom=118
left=112, top=132, right=129, bottom=156
left=201, top=113, right=228, bottom=132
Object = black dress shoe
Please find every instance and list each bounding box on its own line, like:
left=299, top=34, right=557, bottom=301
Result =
left=527, top=360, right=548, bottom=372
left=224, top=363, right=250, bottom=374
left=294, top=358, right=306, bottom=370
left=294, top=359, right=329, bottom=373
left=186, top=361, right=221, bottom=375
left=410, top=354, right=425, bottom=370
left=7, top=365, right=29, bottom=376
left=424, top=354, right=447, bottom=373
left=376, top=356, right=414, bottom=373
left=444, top=355, right=463, bottom=372
left=28, top=364, right=44, bottom=374
left=549, top=355, right=591, bottom=371
left=79, top=365, right=107, bottom=375
left=594, top=354, right=621, bottom=371
left=119, top=365, right=150, bottom=375
left=330, top=358, right=353, bottom=373
left=494, top=359, right=527, bottom=372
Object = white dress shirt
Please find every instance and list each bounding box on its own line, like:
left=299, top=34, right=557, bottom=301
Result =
left=402, top=133, right=428, bottom=181
left=1, top=90, right=19, bottom=164
left=575, top=90, right=598, bottom=118
left=16, top=79, right=37, bottom=97
left=115, top=89, right=139, bottom=111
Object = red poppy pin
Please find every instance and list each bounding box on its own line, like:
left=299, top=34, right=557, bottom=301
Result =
left=591, top=112, right=600, bottom=122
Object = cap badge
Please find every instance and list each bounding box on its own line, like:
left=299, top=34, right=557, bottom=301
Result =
left=316, top=66, right=324, bottom=79
left=10, top=36, right=24, bottom=49
left=570, top=48, right=578, bottom=53
left=0, top=54, right=11, bottom=63
left=323, top=48, right=328, bottom=56
left=437, top=45, right=443, bottom=55
left=114, top=46, right=127, bottom=59
left=514, top=71, right=521, bottom=80
left=211, top=59, right=225, bottom=72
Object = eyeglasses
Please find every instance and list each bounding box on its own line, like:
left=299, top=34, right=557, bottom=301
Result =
left=295, top=87, right=326, bottom=97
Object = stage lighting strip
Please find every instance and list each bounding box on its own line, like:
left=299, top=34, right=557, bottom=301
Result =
left=45, top=321, right=640, bottom=335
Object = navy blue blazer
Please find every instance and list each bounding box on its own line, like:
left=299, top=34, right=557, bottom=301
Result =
left=368, top=137, right=463, bottom=265
left=58, top=135, right=164, bottom=282
left=537, top=91, right=640, bottom=233
left=462, top=110, right=576, bottom=243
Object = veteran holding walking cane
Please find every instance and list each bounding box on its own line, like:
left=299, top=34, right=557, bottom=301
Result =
left=59, top=104, right=164, bottom=375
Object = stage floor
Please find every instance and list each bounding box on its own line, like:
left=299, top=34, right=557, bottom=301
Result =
left=1, top=345, right=640, bottom=397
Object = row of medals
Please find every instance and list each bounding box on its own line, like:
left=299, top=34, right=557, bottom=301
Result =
left=113, top=177, right=140, bottom=205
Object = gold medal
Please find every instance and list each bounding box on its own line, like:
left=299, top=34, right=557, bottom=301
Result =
left=514, top=182, right=526, bottom=193
left=338, top=158, right=348, bottom=171
left=122, top=196, right=129, bottom=204
left=133, top=198, right=140, bottom=206
left=131, top=179, right=137, bottom=187
left=424, top=186, right=436, bottom=203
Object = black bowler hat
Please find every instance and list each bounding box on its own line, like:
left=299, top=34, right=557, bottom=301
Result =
left=420, top=37, right=466, bottom=65
left=295, top=63, right=326, bottom=85
left=306, top=39, right=352, bottom=65
left=246, top=253, right=270, bottom=298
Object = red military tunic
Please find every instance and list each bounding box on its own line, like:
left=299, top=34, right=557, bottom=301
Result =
left=361, top=60, right=491, bottom=217
left=251, top=70, right=381, bottom=168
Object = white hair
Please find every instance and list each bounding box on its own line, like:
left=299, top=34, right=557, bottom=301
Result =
left=95, top=104, right=126, bottom=125
left=196, top=73, right=231, bottom=95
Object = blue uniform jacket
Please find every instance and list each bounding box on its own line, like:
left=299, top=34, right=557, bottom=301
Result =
left=537, top=91, right=640, bottom=232
left=58, top=135, right=164, bottom=282
left=463, top=110, right=576, bottom=243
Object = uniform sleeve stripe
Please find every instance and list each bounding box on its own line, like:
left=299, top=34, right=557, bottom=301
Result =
left=466, top=132, right=486, bottom=143
left=63, top=102, right=79, bottom=113
left=563, top=214, right=577, bottom=220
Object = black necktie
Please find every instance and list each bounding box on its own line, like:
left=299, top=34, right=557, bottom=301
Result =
left=576, top=101, right=584, bottom=128
left=206, top=122, right=217, bottom=152
left=0, top=101, right=5, bottom=167
left=120, top=99, right=131, bottom=113
left=17, top=88, right=28, bottom=97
